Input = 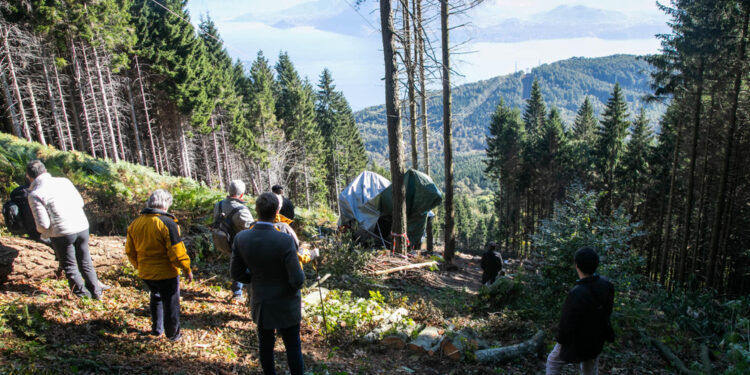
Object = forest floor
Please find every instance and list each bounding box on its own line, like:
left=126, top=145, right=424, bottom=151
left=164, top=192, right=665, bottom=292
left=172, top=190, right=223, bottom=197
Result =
left=0, top=235, right=699, bottom=374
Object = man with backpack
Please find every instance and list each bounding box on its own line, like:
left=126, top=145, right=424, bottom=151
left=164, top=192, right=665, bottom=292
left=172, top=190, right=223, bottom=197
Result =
left=212, top=180, right=254, bottom=302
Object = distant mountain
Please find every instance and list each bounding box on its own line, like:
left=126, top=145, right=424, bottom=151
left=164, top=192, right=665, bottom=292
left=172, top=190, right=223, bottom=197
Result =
left=354, top=54, right=667, bottom=193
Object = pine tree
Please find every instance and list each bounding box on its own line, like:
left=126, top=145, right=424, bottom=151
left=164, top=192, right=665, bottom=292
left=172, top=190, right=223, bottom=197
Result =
left=523, top=78, right=547, bottom=138
left=248, top=51, right=282, bottom=188
left=620, top=108, right=653, bottom=216
left=595, top=83, right=630, bottom=214
left=569, top=97, right=598, bottom=186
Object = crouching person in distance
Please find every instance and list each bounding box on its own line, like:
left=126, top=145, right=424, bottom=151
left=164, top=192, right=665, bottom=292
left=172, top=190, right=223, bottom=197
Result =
left=231, top=192, right=305, bottom=375
left=125, top=189, right=193, bottom=341
left=546, top=247, right=615, bottom=375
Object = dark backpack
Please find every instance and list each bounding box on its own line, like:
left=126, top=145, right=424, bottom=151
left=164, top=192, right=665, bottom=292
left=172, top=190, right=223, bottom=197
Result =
left=3, top=186, right=32, bottom=235
left=211, top=200, right=245, bottom=255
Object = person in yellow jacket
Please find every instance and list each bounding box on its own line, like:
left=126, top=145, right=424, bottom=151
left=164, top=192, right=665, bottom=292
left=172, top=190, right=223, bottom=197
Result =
left=125, top=189, right=193, bottom=341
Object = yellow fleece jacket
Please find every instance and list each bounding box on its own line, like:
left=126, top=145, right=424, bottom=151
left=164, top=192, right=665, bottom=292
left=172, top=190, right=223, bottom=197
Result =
left=125, top=208, right=191, bottom=280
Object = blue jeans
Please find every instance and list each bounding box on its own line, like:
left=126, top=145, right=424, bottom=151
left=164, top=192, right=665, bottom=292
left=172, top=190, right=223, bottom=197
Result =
left=231, top=281, right=244, bottom=297
left=144, top=276, right=181, bottom=340
left=257, top=323, right=304, bottom=375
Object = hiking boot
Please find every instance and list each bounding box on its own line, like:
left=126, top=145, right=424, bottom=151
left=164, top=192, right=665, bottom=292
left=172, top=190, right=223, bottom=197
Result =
left=99, top=283, right=112, bottom=291
left=168, top=333, right=183, bottom=342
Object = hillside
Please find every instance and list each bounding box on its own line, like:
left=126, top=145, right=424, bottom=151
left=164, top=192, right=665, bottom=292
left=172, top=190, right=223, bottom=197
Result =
left=355, top=55, right=667, bottom=191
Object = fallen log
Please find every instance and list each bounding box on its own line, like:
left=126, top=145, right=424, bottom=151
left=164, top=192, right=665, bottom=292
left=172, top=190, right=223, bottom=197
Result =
left=374, top=261, right=438, bottom=275
left=441, top=327, right=488, bottom=361
left=308, top=273, right=331, bottom=289
left=475, top=330, right=545, bottom=364
left=382, top=334, right=407, bottom=349
left=650, top=338, right=702, bottom=375
left=0, top=236, right=127, bottom=285
left=407, top=326, right=443, bottom=355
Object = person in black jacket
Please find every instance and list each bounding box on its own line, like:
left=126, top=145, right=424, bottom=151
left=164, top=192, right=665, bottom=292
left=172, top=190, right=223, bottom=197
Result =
left=480, top=241, right=503, bottom=285
left=546, top=247, right=615, bottom=375
left=231, top=192, right=305, bottom=375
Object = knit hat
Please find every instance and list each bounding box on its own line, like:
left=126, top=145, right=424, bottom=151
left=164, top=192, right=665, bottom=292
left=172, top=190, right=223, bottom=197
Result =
left=574, top=247, right=599, bottom=275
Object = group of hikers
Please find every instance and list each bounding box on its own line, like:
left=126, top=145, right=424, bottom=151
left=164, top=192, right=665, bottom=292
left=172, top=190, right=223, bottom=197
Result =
left=4, top=160, right=615, bottom=375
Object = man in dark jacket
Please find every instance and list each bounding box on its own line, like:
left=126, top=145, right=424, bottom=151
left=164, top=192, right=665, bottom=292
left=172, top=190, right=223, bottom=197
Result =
left=231, top=192, right=305, bottom=375
left=546, top=247, right=615, bottom=375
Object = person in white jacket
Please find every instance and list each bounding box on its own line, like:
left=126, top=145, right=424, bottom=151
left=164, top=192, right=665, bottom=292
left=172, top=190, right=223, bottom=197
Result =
left=26, top=160, right=102, bottom=299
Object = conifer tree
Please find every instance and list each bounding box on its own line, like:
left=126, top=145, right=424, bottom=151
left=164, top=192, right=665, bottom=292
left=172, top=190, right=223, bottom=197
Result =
left=620, top=108, right=653, bottom=215
left=523, top=78, right=547, bottom=138
left=595, top=83, right=630, bottom=214
left=570, top=97, right=598, bottom=186
left=248, top=51, right=281, bottom=188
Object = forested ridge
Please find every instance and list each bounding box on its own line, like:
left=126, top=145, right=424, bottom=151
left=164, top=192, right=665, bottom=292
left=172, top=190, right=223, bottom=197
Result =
left=355, top=55, right=666, bottom=179
left=0, top=0, right=367, bottom=211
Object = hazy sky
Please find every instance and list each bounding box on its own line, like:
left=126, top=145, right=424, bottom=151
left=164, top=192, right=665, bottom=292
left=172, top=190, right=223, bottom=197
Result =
left=186, top=0, right=670, bottom=110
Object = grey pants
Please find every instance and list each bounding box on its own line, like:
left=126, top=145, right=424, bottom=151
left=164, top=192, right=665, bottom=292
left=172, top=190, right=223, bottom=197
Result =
left=546, top=343, right=599, bottom=375
left=50, top=229, right=102, bottom=298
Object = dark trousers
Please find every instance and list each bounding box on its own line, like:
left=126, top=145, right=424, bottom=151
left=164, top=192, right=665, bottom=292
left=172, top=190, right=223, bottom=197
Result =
left=144, top=277, right=181, bottom=339
left=257, top=323, right=304, bottom=375
left=50, top=229, right=101, bottom=298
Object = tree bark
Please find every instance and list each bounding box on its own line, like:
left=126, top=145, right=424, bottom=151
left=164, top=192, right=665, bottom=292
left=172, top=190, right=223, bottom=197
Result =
left=2, top=25, right=31, bottom=141
left=380, top=0, right=408, bottom=254
left=441, top=0, right=456, bottom=264
left=25, top=80, right=46, bottom=146
left=707, top=6, right=748, bottom=286
left=221, top=123, right=231, bottom=182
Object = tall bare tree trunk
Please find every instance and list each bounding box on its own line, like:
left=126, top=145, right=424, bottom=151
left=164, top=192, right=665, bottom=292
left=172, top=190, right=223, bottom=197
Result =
left=157, top=121, right=170, bottom=174
left=92, top=47, right=118, bottom=161
left=135, top=56, right=159, bottom=172
left=106, top=68, right=126, bottom=161
left=707, top=5, right=749, bottom=287
left=126, top=78, right=144, bottom=164
left=416, top=0, right=428, bottom=175
left=441, top=0, right=456, bottom=264
left=677, top=64, right=704, bottom=286
left=80, top=43, right=107, bottom=159
left=0, top=69, right=22, bottom=138
left=52, top=61, right=74, bottom=151
left=3, top=26, right=31, bottom=141
left=380, top=0, right=408, bottom=254
left=221, top=124, right=231, bottom=182
left=210, top=117, right=225, bottom=190
left=178, top=120, right=192, bottom=178
left=660, top=119, right=684, bottom=286
left=402, top=0, right=418, bottom=170
left=42, top=62, right=65, bottom=150
left=25, top=80, right=46, bottom=146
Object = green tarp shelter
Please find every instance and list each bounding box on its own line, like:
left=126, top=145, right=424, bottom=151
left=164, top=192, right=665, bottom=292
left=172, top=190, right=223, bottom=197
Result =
left=365, top=169, right=443, bottom=246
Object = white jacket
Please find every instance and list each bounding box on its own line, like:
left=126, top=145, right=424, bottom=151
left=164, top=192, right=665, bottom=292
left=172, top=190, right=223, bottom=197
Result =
left=27, top=173, right=89, bottom=238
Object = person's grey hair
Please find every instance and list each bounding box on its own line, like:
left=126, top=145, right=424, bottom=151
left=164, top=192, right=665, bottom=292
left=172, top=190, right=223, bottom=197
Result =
left=146, top=189, right=173, bottom=210
left=26, top=160, right=47, bottom=179
left=228, top=180, right=246, bottom=196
